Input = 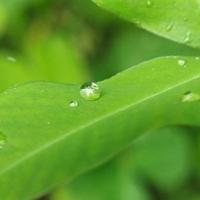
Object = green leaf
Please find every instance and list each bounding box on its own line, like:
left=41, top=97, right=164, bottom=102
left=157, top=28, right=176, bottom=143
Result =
left=131, top=127, right=193, bottom=191
left=92, top=0, right=200, bottom=48
left=0, top=56, right=200, bottom=199
left=51, top=159, right=151, bottom=200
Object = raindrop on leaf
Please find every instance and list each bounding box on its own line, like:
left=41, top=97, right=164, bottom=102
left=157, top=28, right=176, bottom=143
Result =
left=166, top=23, right=173, bottom=32
left=80, top=82, right=101, bottom=101
left=184, top=31, right=191, bottom=43
left=178, top=58, right=187, bottom=67
left=146, top=0, right=152, bottom=7
left=69, top=100, right=79, bottom=108
left=182, top=91, right=200, bottom=102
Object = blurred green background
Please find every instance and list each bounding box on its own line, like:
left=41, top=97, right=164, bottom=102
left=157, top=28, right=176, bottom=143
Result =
left=0, top=0, right=200, bottom=199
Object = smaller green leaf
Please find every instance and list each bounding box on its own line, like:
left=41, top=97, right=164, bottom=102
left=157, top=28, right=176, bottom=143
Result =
left=92, top=0, right=200, bottom=48
left=51, top=159, right=151, bottom=200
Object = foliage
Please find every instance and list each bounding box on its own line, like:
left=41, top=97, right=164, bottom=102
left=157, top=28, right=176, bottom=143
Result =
left=0, top=0, right=200, bottom=199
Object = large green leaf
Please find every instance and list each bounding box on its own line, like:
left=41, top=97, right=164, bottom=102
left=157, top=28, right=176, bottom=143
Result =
left=0, top=57, right=200, bottom=199
left=92, top=0, right=200, bottom=48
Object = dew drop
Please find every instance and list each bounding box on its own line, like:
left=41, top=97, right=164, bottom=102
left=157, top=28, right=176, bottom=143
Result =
left=0, top=132, right=6, bottom=149
left=69, top=100, right=79, bottom=108
left=184, top=31, right=191, bottom=43
left=80, top=82, right=101, bottom=101
left=178, top=58, right=187, bottom=67
left=146, top=0, right=152, bottom=7
left=182, top=91, right=200, bottom=102
left=7, top=56, right=16, bottom=62
left=166, top=23, right=173, bottom=32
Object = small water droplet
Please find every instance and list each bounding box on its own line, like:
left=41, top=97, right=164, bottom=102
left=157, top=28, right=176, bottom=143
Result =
left=184, top=31, right=191, bottom=43
left=69, top=100, right=79, bottom=108
left=0, top=132, right=6, bottom=149
left=166, top=23, right=173, bottom=32
left=7, top=56, right=16, bottom=62
left=80, top=82, right=101, bottom=101
left=47, top=121, right=51, bottom=125
left=182, top=91, right=200, bottom=102
left=146, top=0, right=152, bottom=7
left=178, top=58, right=187, bottom=67
left=195, top=57, right=200, bottom=60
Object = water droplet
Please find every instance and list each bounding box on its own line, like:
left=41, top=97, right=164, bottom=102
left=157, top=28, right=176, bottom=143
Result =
left=47, top=121, right=51, bottom=125
left=7, top=56, right=16, bottom=62
left=195, top=57, right=200, bottom=60
left=178, top=58, right=187, bottom=67
left=80, top=82, right=101, bottom=101
left=184, top=31, right=191, bottom=43
left=182, top=91, right=200, bottom=102
left=146, top=0, right=152, bottom=7
left=69, top=100, right=79, bottom=108
left=166, top=23, right=173, bottom=32
left=0, top=132, right=6, bottom=149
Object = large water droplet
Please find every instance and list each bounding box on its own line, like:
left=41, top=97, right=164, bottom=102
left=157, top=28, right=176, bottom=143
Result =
left=178, top=58, right=187, bottom=67
left=0, top=132, right=6, bottom=149
left=80, top=82, right=101, bottom=101
left=69, top=100, right=79, bottom=108
left=182, top=91, right=200, bottom=102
